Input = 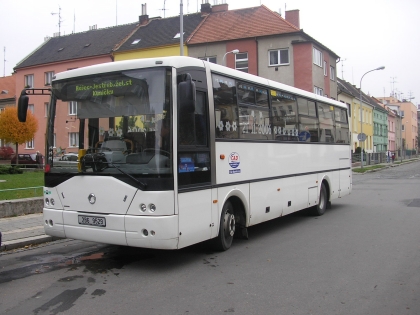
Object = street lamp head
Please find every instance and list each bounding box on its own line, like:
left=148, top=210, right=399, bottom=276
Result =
left=376, top=66, right=385, bottom=70
left=223, top=49, right=240, bottom=66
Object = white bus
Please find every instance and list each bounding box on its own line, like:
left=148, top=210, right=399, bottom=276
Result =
left=18, top=56, right=351, bottom=251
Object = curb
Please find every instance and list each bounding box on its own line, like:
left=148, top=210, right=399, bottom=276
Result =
left=0, top=235, right=63, bottom=252
left=352, top=159, right=419, bottom=174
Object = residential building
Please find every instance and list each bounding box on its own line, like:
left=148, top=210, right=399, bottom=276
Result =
left=114, top=12, right=204, bottom=61
left=378, top=96, right=418, bottom=152
left=186, top=4, right=339, bottom=98
left=13, top=23, right=140, bottom=155
left=370, top=99, right=388, bottom=153
left=337, top=79, right=375, bottom=153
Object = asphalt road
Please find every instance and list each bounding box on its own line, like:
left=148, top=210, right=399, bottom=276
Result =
left=0, top=162, right=419, bottom=315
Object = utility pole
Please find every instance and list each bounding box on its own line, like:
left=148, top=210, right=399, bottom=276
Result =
left=3, top=47, right=5, bottom=77
left=180, top=0, right=184, bottom=56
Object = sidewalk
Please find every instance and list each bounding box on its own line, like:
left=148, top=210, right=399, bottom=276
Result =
left=0, top=213, right=60, bottom=251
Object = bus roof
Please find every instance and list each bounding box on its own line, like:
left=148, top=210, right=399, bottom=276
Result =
left=53, top=56, right=347, bottom=109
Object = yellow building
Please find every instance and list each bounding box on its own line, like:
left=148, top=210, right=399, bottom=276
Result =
left=338, top=79, right=374, bottom=152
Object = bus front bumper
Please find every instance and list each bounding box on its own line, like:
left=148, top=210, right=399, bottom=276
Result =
left=43, top=209, right=179, bottom=250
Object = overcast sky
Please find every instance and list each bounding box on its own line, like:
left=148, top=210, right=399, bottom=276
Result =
left=1, top=0, right=419, bottom=104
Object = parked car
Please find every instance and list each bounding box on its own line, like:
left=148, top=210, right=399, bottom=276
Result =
left=54, top=153, right=79, bottom=167
left=10, top=153, right=43, bottom=168
left=0, top=146, right=14, bottom=160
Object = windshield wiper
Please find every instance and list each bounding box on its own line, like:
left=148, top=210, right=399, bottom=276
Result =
left=81, top=153, right=148, bottom=190
left=108, top=161, right=148, bottom=191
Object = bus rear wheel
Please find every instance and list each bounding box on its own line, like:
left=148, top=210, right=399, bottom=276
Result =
left=212, top=200, right=235, bottom=251
left=310, top=183, right=327, bottom=216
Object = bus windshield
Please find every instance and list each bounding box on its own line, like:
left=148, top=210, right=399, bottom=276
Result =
left=49, top=68, right=172, bottom=177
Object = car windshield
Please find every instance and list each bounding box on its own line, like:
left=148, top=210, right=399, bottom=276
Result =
left=48, top=68, right=172, bottom=177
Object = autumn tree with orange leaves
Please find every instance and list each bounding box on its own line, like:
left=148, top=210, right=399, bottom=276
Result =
left=0, top=107, right=38, bottom=162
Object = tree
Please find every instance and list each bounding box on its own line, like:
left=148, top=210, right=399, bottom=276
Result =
left=0, top=107, right=38, bottom=163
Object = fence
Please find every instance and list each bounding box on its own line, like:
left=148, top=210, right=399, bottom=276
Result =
left=0, top=186, right=43, bottom=200
left=352, top=151, right=418, bottom=166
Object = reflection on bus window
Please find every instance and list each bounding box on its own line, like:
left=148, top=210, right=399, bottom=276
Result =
left=272, top=90, right=298, bottom=141
left=318, top=103, right=335, bottom=143
left=213, top=74, right=239, bottom=139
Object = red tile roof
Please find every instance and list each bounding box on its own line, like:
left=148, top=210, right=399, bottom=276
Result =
left=187, top=5, right=300, bottom=45
left=0, top=75, right=16, bottom=101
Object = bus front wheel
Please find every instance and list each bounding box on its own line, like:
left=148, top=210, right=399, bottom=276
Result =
left=310, top=183, right=327, bottom=216
left=212, top=200, right=235, bottom=251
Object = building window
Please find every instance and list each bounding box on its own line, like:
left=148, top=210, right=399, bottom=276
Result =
left=199, top=56, right=217, bottom=64
left=45, top=102, right=49, bottom=117
left=69, top=132, right=79, bottom=147
left=235, top=53, right=248, bottom=73
left=314, top=86, right=324, bottom=96
left=313, top=47, right=323, bottom=67
left=45, top=71, right=54, bottom=86
left=324, top=61, right=327, bottom=76
left=26, top=138, right=34, bottom=149
left=28, top=104, right=34, bottom=114
left=330, top=66, right=335, bottom=81
left=24, top=74, right=34, bottom=88
left=69, top=101, right=77, bottom=115
left=269, top=49, right=289, bottom=66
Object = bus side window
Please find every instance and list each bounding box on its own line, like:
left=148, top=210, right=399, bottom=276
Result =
left=297, top=98, right=319, bottom=142
left=271, top=90, right=298, bottom=141
left=318, top=103, right=335, bottom=143
left=213, top=74, right=239, bottom=139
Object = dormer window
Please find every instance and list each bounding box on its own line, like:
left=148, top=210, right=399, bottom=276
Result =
left=173, top=32, right=184, bottom=39
left=131, top=39, right=141, bottom=45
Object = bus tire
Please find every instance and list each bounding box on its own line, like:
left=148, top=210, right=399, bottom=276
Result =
left=212, top=200, right=235, bottom=251
left=310, top=183, right=327, bottom=216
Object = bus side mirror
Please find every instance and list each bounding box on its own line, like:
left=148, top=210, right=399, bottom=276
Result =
left=178, top=73, right=196, bottom=114
left=18, top=90, right=29, bottom=122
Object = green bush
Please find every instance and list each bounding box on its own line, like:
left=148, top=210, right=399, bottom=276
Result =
left=0, top=166, right=23, bottom=174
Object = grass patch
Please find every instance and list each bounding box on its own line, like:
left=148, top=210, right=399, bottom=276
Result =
left=353, top=165, right=386, bottom=173
left=0, top=171, right=44, bottom=200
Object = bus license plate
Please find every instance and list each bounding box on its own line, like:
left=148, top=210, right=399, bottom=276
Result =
left=78, top=215, right=106, bottom=227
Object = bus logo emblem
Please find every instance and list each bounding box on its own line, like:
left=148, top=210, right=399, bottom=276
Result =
left=88, top=193, right=96, bottom=204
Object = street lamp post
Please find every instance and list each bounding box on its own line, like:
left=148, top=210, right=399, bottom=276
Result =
left=359, top=66, right=385, bottom=168
left=223, top=49, right=239, bottom=66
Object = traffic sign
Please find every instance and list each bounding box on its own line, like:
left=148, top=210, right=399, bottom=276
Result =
left=357, top=133, right=367, bottom=141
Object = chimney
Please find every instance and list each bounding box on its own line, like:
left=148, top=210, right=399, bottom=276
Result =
left=212, top=4, right=228, bottom=12
left=139, top=3, right=149, bottom=25
left=285, top=9, right=300, bottom=29
left=201, top=3, right=212, bottom=14
left=139, top=15, right=149, bottom=25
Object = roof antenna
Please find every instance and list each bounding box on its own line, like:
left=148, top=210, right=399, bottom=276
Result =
left=51, top=5, right=63, bottom=36
left=160, top=0, right=167, bottom=18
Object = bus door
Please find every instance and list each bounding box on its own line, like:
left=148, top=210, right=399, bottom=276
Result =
left=177, top=71, right=213, bottom=248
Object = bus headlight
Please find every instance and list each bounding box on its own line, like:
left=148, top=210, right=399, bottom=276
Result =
left=50, top=198, right=55, bottom=206
left=45, top=198, right=50, bottom=206
left=139, top=203, right=147, bottom=212
left=149, top=204, right=156, bottom=212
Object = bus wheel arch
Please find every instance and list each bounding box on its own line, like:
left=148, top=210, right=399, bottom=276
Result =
left=309, top=180, right=329, bottom=216
left=211, top=195, right=247, bottom=251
